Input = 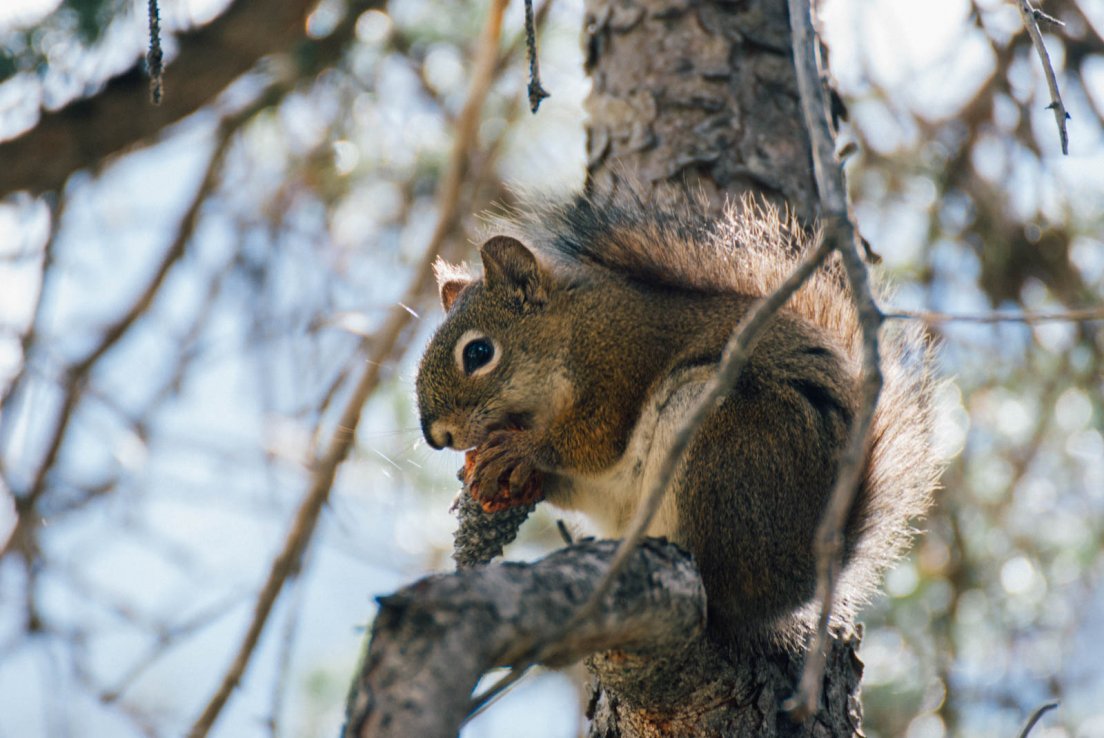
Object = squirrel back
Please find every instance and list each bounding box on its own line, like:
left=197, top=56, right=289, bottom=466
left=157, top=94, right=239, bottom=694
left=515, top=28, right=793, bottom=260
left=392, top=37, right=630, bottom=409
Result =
left=419, top=195, right=940, bottom=647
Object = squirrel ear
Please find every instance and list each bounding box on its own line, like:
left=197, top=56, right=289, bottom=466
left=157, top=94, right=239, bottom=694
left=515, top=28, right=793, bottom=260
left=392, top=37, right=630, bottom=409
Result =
left=434, top=257, right=472, bottom=312
left=439, top=279, right=467, bottom=312
left=480, top=236, right=547, bottom=307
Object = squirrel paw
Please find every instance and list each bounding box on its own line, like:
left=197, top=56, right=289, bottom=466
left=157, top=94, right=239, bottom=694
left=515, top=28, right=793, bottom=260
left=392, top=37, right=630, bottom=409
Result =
left=465, top=430, right=544, bottom=513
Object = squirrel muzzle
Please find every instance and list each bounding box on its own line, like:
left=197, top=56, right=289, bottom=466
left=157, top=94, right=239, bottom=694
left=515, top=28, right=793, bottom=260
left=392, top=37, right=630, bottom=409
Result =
left=421, top=415, right=454, bottom=450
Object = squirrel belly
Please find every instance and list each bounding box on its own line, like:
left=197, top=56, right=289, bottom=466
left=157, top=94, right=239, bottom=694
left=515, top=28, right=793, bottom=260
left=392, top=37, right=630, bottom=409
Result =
left=538, top=292, right=860, bottom=647
left=539, top=362, right=716, bottom=541
left=415, top=196, right=939, bottom=650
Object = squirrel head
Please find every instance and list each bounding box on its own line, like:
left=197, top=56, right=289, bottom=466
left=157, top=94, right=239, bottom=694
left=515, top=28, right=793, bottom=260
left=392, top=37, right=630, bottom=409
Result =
left=415, top=236, right=566, bottom=451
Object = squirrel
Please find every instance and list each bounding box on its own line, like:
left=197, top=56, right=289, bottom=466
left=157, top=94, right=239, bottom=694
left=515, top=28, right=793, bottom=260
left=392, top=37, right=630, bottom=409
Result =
left=415, top=196, right=939, bottom=649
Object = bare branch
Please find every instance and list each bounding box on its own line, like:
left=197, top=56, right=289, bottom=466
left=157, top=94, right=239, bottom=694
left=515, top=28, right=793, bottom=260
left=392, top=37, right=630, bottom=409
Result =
left=1017, top=0, right=1071, bottom=154
left=0, top=0, right=311, bottom=197
left=0, top=196, right=63, bottom=415
left=885, top=306, right=1104, bottom=324
left=786, top=0, right=885, bottom=719
left=146, top=0, right=164, bottom=105
left=0, top=98, right=253, bottom=563
left=524, top=0, right=550, bottom=112
left=343, top=539, right=706, bottom=738
left=186, top=325, right=392, bottom=737
left=265, top=556, right=310, bottom=738
left=186, top=2, right=514, bottom=734
left=99, top=592, right=251, bottom=703
left=1017, top=700, right=1059, bottom=738
left=0, top=0, right=390, bottom=198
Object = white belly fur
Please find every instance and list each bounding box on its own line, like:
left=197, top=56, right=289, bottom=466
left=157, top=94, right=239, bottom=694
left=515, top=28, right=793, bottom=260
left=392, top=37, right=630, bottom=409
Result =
left=545, top=366, right=715, bottom=540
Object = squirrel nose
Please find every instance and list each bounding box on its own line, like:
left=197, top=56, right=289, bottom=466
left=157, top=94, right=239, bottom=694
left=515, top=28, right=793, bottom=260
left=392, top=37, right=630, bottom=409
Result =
left=421, top=416, right=454, bottom=450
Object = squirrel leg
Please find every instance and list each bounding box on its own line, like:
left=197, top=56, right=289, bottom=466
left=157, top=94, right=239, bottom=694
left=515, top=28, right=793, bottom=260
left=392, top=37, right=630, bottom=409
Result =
left=672, top=377, right=847, bottom=648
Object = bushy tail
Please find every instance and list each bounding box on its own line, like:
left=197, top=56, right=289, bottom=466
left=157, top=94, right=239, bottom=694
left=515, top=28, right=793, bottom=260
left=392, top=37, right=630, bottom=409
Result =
left=707, top=198, right=942, bottom=625
left=707, top=198, right=943, bottom=621
left=838, top=322, right=942, bottom=618
left=501, top=193, right=943, bottom=618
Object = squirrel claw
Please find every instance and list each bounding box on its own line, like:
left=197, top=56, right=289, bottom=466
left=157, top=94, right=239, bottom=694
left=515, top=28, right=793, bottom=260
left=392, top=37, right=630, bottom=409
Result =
left=465, top=431, right=544, bottom=512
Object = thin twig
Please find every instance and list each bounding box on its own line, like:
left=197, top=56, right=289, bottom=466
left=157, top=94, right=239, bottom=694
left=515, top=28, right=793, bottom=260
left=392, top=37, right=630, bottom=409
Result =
left=265, top=553, right=310, bottom=738
left=0, top=195, right=63, bottom=429
left=147, top=0, right=164, bottom=105
left=71, top=652, right=161, bottom=738
left=524, top=0, right=550, bottom=112
left=468, top=667, right=530, bottom=722
left=785, top=0, right=885, bottom=719
left=885, top=306, right=1104, bottom=324
left=99, top=592, right=251, bottom=703
left=186, top=2, right=512, bottom=735
left=0, top=107, right=246, bottom=563
left=1017, top=0, right=1070, bottom=154
left=1032, top=7, right=1064, bottom=26
left=1017, top=700, right=1059, bottom=738
left=186, top=287, right=406, bottom=738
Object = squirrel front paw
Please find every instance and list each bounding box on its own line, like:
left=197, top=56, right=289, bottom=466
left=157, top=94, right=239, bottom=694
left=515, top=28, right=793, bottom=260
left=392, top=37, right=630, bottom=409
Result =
left=464, top=430, right=544, bottom=513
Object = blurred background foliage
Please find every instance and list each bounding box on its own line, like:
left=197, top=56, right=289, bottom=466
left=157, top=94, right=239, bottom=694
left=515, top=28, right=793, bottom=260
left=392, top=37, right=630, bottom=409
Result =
left=0, top=0, right=1101, bottom=737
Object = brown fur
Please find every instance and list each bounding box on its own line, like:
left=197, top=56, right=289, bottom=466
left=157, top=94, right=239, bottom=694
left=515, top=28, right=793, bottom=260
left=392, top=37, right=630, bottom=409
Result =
left=416, top=195, right=939, bottom=651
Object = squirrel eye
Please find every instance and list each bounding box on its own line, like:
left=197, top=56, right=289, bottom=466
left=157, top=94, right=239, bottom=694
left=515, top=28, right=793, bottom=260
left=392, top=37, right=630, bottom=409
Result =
left=462, top=338, right=495, bottom=375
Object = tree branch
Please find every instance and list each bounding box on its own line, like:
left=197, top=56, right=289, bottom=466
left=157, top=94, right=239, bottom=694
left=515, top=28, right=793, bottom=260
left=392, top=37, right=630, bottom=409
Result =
left=342, top=539, right=706, bottom=738
left=884, top=306, right=1104, bottom=324
left=0, top=99, right=249, bottom=563
left=1016, top=0, right=1070, bottom=155
left=0, top=0, right=384, bottom=197
left=786, top=0, right=885, bottom=719
left=186, top=1, right=514, bottom=733
left=1017, top=700, right=1059, bottom=738
left=346, top=537, right=866, bottom=738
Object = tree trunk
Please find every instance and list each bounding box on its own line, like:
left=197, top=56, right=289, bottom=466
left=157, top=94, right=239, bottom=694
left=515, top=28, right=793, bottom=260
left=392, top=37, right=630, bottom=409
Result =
left=580, top=1, right=862, bottom=735
left=583, top=0, right=819, bottom=220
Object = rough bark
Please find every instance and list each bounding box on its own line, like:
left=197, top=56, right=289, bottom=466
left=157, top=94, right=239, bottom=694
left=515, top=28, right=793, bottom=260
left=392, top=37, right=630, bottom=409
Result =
left=0, top=0, right=324, bottom=198
left=344, top=539, right=863, bottom=738
left=583, top=0, right=819, bottom=221
left=580, top=1, right=862, bottom=735
left=586, top=628, right=863, bottom=738
left=342, top=540, right=707, bottom=738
